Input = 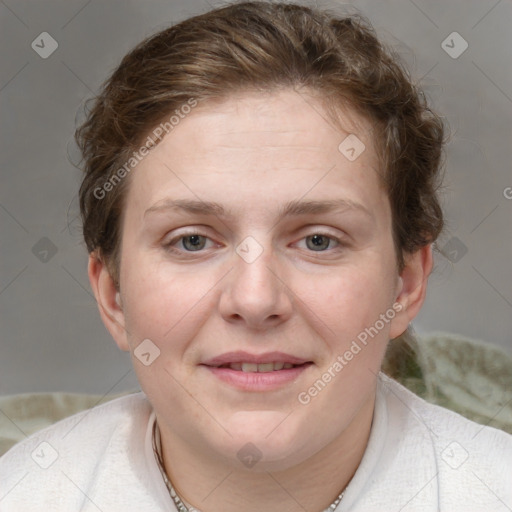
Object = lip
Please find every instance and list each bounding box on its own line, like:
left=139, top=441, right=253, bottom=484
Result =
left=202, top=351, right=311, bottom=366
left=202, top=363, right=313, bottom=391
left=200, top=351, right=314, bottom=392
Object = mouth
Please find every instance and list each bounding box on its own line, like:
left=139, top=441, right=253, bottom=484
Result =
left=200, top=351, right=314, bottom=391
left=206, top=361, right=311, bottom=372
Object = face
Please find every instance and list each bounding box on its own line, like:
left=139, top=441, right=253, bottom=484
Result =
left=93, top=88, right=418, bottom=472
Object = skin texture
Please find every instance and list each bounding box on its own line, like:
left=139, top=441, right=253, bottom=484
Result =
left=89, top=88, right=432, bottom=512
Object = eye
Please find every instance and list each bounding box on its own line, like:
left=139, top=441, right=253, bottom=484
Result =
left=164, top=232, right=214, bottom=253
left=163, top=231, right=343, bottom=255
left=300, top=233, right=342, bottom=252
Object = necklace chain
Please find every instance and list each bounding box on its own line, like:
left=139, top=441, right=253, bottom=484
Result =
left=152, top=421, right=345, bottom=512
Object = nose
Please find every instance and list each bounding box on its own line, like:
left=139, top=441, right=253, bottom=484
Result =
left=218, top=240, right=293, bottom=331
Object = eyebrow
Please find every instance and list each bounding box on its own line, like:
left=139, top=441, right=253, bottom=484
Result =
left=144, top=198, right=372, bottom=221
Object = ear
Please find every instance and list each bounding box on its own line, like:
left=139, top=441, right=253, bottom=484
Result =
left=389, top=244, right=433, bottom=339
left=88, top=252, right=130, bottom=352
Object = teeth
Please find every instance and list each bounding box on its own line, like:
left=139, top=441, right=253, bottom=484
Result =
left=241, top=363, right=258, bottom=373
left=226, top=362, right=300, bottom=372
left=257, top=363, right=275, bottom=373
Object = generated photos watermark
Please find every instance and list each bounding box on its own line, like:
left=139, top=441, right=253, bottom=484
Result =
left=298, top=302, right=403, bottom=405
left=93, top=98, right=198, bottom=200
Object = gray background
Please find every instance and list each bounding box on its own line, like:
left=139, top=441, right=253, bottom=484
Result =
left=1, top=0, right=511, bottom=396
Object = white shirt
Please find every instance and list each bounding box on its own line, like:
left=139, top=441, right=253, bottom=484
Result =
left=1, top=373, right=511, bottom=511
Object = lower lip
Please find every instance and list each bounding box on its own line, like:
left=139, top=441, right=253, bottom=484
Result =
left=201, top=364, right=313, bottom=391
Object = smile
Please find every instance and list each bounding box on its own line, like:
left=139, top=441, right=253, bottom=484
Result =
left=200, top=351, right=314, bottom=390
left=211, top=362, right=302, bottom=372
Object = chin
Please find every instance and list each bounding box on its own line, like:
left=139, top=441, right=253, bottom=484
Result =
left=216, top=412, right=317, bottom=471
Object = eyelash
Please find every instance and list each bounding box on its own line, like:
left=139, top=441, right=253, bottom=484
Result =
left=163, top=230, right=344, bottom=255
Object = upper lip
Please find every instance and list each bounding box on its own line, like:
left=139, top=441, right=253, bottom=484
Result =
left=201, top=351, right=311, bottom=366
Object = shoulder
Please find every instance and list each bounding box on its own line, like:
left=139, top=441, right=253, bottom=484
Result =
left=1, top=391, right=150, bottom=461
left=0, top=392, right=158, bottom=511
left=377, top=373, right=512, bottom=509
left=379, top=372, right=512, bottom=447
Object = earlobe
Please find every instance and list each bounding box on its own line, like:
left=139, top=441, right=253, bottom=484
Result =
left=389, top=244, right=433, bottom=339
left=87, top=252, right=130, bottom=352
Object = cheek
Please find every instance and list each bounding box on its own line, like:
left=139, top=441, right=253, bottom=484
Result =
left=306, top=262, right=395, bottom=327
left=120, top=254, right=212, bottom=345
left=299, top=264, right=397, bottom=377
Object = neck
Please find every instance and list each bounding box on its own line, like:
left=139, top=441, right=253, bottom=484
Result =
left=157, top=393, right=375, bottom=512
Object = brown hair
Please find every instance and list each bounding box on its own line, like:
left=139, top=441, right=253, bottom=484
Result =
left=76, top=0, right=444, bottom=288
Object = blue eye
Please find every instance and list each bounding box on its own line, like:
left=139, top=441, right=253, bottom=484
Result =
left=164, top=231, right=342, bottom=255
left=304, top=233, right=340, bottom=251
left=167, top=233, right=210, bottom=252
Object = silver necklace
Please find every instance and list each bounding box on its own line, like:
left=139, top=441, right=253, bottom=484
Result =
left=152, top=421, right=345, bottom=512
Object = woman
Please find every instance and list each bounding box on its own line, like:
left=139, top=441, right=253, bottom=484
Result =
left=1, top=2, right=511, bottom=511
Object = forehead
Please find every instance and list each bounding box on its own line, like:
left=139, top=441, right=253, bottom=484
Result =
left=164, top=89, right=374, bottom=157
left=124, top=89, right=386, bottom=221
